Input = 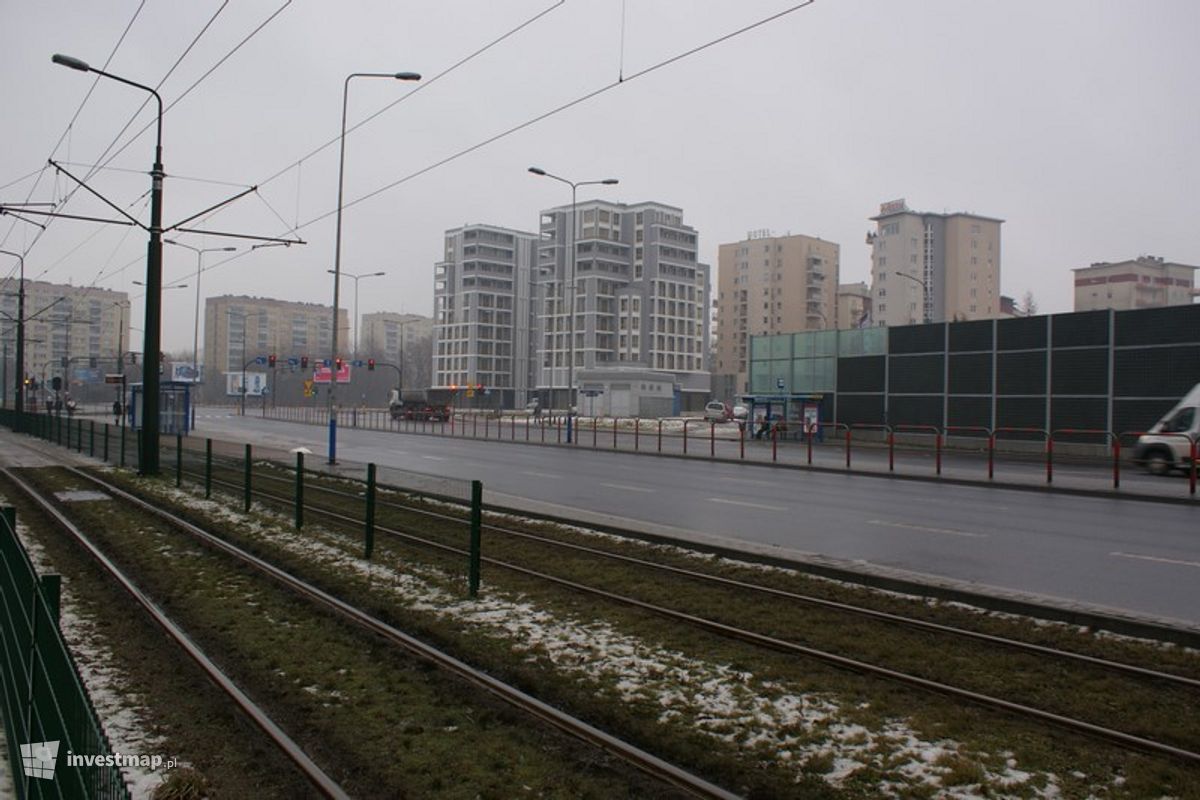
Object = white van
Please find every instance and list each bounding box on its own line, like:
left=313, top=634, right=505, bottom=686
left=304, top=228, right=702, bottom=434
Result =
left=1134, top=383, right=1200, bottom=475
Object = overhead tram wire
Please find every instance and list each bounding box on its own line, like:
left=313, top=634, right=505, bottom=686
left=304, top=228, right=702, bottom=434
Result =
left=129, top=0, right=816, bottom=293
left=183, top=0, right=817, bottom=290
left=307, top=0, right=818, bottom=224
left=0, top=0, right=146, bottom=252
left=249, top=1, right=567, bottom=193
left=4, top=1, right=291, bottom=288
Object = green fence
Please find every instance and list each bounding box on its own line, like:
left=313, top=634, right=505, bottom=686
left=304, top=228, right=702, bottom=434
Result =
left=0, top=507, right=130, bottom=800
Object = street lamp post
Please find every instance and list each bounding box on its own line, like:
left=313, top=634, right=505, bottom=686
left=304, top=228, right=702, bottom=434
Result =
left=54, top=53, right=167, bottom=474
left=326, top=269, right=385, bottom=359
left=0, top=250, right=25, bottom=423
left=165, top=240, right=236, bottom=381
left=527, top=167, right=618, bottom=443
left=897, top=272, right=931, bottom=324
left=328, top=70, right=420, bottom=465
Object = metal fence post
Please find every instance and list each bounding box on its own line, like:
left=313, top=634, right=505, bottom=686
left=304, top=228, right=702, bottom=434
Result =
left=176, top=433, right=183, bottom=488
left=103, top=423, right=110, bottom=463
left=120, top=425, right=127, bottom=467
left=364, top=463, right=376, bottom=560
left=295, top=451, right=304, bottom=529
left=469, top=479, right=482, bottom=598
left=89, top=420, right=95, bottom=457
left=244, top=443, right=252, bottom=512
left=205, top=438, right=213, bottom=499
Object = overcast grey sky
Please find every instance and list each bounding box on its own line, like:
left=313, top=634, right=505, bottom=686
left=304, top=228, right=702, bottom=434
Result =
left=3, top=0, right=1198, bottom=352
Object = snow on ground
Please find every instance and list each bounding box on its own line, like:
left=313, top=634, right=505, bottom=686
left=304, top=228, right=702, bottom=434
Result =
left=152, top=483, right=1081, bottom=797
left=10, top=512, right=174, bottom=799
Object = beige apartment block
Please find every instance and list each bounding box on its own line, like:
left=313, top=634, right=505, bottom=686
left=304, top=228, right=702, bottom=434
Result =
left=837, top=282, right=871, bottom=330
left=867, top=199, right=1002, bottom=326
left=716, top=230, right=839, bottom=393
left=360, top=311, right=433, bottom=388
left=1073, top=256, right=1197, bottom=311
left=0, top=280, right=129, bottom=384
left=204, top=294, right=347, bottom=383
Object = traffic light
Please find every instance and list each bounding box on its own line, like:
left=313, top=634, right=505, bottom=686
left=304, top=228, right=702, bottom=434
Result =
left=268, top=354, right=276, bottom=368
left=450, top=383, right=458, bottom=392
left=335, top=357, right=343, bottom=370
left=367, top=358, right=375, bottom=371
left=300, top=356, right=308, bottom=369
left=129, top=353, right=137, bottom=365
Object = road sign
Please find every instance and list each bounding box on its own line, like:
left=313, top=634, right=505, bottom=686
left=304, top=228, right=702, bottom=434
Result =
left=287, top=357, right=299, bottom=367
left=255, top=356, right=267, bottom=366
left=312, top=364, right=351, bottom=384
left=303, top=379, right=314, bottom=397
left=351, top=359, right=365, bottom=368
left=104, top=374, right=125, bottom=385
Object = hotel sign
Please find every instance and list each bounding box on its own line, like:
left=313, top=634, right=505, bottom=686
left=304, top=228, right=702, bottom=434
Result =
left=879, top=198, right=908, bottom=215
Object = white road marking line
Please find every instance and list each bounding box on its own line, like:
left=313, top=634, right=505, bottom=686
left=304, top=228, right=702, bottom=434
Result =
left=421, top=455, right=447, bottom=461
left=523, top=470, right=562, bottom=479
left=600, top=482, right=655, bottom=493
left=867, top=519, right=986, bottom=538
left=709, top=497, right=789, bottom=512
left=723, top=477, right=774, bottom=486
left=1111, top=552, right=1200, bottom=569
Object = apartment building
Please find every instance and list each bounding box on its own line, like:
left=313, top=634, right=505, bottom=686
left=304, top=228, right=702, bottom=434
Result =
left=837, top=282, right=871, bottom=330
left=1073, top=256, right=1197, bottom=311
left=715, top=230, right=839, bottom=394
left=535, top=200, right=711, bottom=407
left=203, top=294, right=346, bottom=397
left=867, top=199, right=1003, bottom=327
left=360, top=311, right=433, bottom=390
left=433, top=224, right=539, bottom=407
left=0, top=279, right=129, bottom=388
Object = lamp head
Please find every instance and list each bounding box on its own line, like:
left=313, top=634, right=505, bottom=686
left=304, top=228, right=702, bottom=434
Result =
left=601, top=179, right=619, bottom=185
left=52, top=53, right=90, bottom=72
left=393, top=72, right=421, bottom=81
left=528, top=167, right=547, bottom=176
left=372, top=271, right=386, bottom=277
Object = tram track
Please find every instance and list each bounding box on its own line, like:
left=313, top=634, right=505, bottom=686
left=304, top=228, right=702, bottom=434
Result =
left=3, top=464, right=739, bottom=800
left=180, top=459, right=1200, bottom=769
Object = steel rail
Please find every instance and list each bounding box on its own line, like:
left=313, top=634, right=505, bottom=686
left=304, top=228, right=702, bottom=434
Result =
left=0, top=468, right=351, bottom=800
left=63, top=467, right=740, bottom=800
left=179, top=466, right=1200, bottom=766
left=193, top=460, right=1200, bottom=691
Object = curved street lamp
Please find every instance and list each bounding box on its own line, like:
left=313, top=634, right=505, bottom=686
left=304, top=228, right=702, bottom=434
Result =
left=326, top=269, right=386, bottom=358
left=527, top=167, right=618, bottom=442
left=165, top=239, right=236, bottom=382
left=54, top=52, right=167, bottom=474
left=328, top=70, right=420, bottom=465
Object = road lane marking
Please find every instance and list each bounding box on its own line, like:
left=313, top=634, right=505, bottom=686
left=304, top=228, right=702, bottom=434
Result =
left=421, top=455, right=446, bottom=461
left=723, top=477, right=774, bottom=486
left=522, top=471, right=562, bottom=479
left=1111, top=552, right=1200, bottom=569
left=600, top=482, right=654, bottom=493
left=867, top=519, right=986, bottom=538
left=709, top=497, right=789, bottom=512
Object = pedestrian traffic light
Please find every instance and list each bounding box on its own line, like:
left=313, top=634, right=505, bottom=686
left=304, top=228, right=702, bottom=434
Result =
left=52, top=377, right=62, bottom=391
left=129, top=353, right=137, bottom=364
left=475, top=383, right=484, bottom=392
left=450, top=383, right=458, bottom=392
left=268, top=354, right=276, bottom=368
left=335, top=357, right=343, bottom=370
left=300, top=356, right=308, bottom=369
left=367, top=358, right=375, bottom=371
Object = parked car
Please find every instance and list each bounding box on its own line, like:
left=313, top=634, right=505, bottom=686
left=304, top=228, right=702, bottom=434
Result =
left=1135, top=383, right=1200, bottom=475
left=704, top=401, right=731, bottom=423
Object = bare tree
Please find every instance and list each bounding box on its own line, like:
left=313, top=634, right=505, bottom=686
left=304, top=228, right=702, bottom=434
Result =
left=1019, top=290, right=1039, bottom=317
